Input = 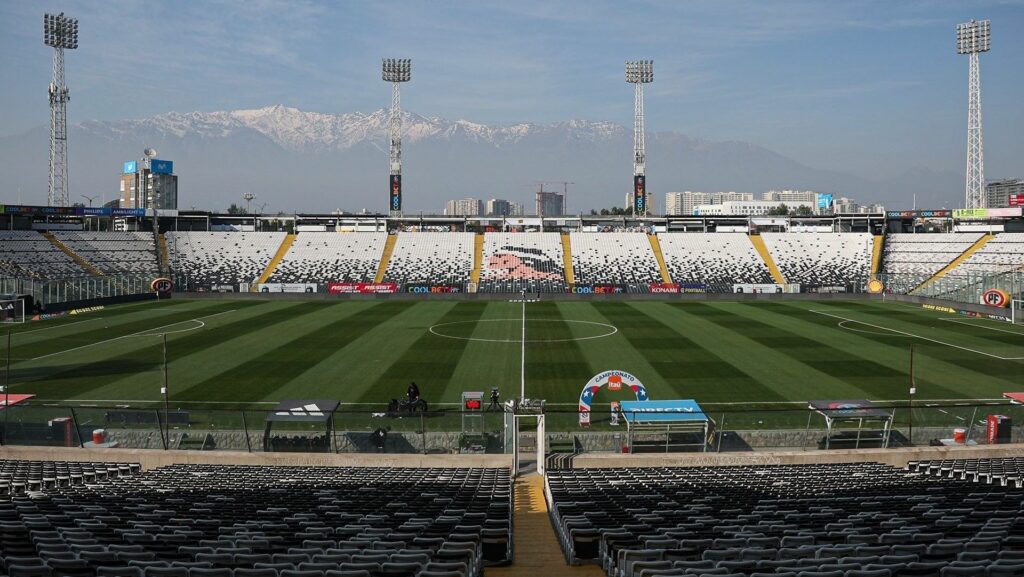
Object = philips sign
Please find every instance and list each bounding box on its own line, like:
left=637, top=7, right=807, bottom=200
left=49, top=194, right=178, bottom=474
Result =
left=150, top=160, right=173, bottom=174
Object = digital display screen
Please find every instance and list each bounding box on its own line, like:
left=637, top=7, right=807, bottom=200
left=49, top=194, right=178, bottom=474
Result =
left=633, top=175, right=646, bottom=212
left=390, top=174, right=402, bottom=211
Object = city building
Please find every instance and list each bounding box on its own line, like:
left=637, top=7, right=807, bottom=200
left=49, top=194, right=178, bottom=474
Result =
left=762, top=190, right=819, bottom=204
left=485, top=198, right=524, bottom=217
left=986, top=179, right=1024, bottom=208
left=694, top=200, right=815, bottom=216
left=120, top=158, right=177, bottom=210
left=444, top=198, right=483, bottom=216
left=833, top=197, right=858, bottom=214
left=536, top=191, right=564, bottom=216
left=665, top=191, right=754, bottom=216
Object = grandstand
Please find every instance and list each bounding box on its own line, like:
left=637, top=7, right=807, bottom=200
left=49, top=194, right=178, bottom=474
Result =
left=167, top=232, right=285, bottom=290
left=658, top=233, right=773, bottom=289
left=267, top=232, right=387, bottom=285
left=569, top=233, right=662, bottom=292
left=2, top=228, right=1022, bottom=297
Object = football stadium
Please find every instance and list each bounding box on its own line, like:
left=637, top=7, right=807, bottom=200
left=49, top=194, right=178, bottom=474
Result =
left=4, top=7, right=1024, bottom=577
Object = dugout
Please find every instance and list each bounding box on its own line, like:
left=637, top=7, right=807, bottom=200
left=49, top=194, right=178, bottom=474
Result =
left=263, top=399, right=338, bottom=453
left=808, top=399, right=893, bottom=449
left=620, top=400, right=713, bottom=453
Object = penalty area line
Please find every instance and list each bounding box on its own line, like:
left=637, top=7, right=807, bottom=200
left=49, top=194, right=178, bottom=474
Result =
left=29, top=309, right=236, bottom=361
left=809, top=309, right=1024, bottom=361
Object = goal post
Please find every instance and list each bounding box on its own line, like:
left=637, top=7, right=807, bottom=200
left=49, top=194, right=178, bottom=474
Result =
left=1013, top=299, right=1024, bottom=325
left=0, top=299, right=25, bottom=324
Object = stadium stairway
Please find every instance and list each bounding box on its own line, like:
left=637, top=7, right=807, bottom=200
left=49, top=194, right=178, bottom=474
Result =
left=253, top=232, right=296, bottom=289
left=911, top=232, right=994, bottom=294
left=749, top=234, right=786, bottom=284
left=374, top=233, right=398, bottom=283
left=471, top=233, right=484, bottom=284
left=870, top=234, right=884, bottom=279
left=647, top=234, right=673, bottom=284
left=489, top=474, right=603, bottom=577
left=561, top=233, right=576, bottom=287
left=42, top=231, right=104, bottom=276
left=157, top=232, right=170, bottom=276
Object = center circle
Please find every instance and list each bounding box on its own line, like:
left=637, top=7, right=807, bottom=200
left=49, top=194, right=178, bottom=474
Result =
left=428, top=318, right=618, bottom=343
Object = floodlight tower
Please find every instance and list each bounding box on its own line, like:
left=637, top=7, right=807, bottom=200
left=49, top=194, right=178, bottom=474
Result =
left=382, top=58, right=411, bottom=218
left=43, top=12, right=79, bottom=207
left=626, top=60, right=653, bottom=216
left=957, top=19, right=991, bottom=209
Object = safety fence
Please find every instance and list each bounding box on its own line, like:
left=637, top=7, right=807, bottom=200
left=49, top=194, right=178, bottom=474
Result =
left=1, top=400, right=1021, bottom=456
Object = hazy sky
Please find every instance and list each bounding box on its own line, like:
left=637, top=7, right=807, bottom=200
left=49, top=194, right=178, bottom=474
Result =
left=1, top=0, right=1022, bottom=180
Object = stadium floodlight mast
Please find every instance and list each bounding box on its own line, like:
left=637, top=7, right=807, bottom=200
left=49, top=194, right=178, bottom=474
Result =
left=626, top=60, right=653, bottom=217
left=382, top=58, right=411, bottom=218
left=957, top=19, right=991, bottom=209
left=43, top=12, right=79, bottom=208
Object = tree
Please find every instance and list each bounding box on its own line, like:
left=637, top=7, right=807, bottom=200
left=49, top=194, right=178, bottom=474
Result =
left=71, top=202, right=85, bottom=208
left=790, top=205, right=813, bottom=216
left=227, top=203, right=247, bottom=215
left=766, top=203, right=788, bottom=216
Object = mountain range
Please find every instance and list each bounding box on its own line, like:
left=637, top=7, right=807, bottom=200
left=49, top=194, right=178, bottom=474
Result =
left=0, top=105, right=962, bottom=213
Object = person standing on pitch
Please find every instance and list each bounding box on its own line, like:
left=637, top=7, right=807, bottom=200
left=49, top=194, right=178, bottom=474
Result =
left=407, top=381, right=420, bottom=403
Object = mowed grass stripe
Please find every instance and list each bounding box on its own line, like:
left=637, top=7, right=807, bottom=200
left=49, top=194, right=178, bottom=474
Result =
left=817, top=300, right=1024, bottom=351
left=444, top=302, right=531, bottom=401
left=274, top=302, right=464, bottom=402
left=360, top=302, right=489, bottom=404
left=522, top=302, right=594, bottom=403
left=3, top=299, right=195, bottom=337
left=798, top=300, right=1024, bottom=394
left=9, top=300, right=248, bottom=359
left=593, top=302, right=786, bottom=404
left=652, top=302, right=865, bottom=403
left=703, top=301, right=964, bottom=400
left=13, top=301, right=320, bottom=400
left=177, top=301, right=417, bottom=403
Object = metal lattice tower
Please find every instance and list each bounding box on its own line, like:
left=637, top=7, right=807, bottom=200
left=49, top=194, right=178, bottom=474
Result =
left=43, top=12, right=78, bottom=208
left=626, top=60, right=653, bottom=216
left=382, top=58, right=411, bottom=218
left=957, top=19, right=990, bottom=209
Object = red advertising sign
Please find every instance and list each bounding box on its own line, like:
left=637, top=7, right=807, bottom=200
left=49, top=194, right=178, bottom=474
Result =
left=1010, top=194, right=1024, bottom=207
left=328, top=282, right=397, bottom=294
left=649, top=283, right=680, bottom=293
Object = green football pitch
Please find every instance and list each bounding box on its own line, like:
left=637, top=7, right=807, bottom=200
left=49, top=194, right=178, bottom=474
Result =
left=3, top=298, right=1023, bottom=410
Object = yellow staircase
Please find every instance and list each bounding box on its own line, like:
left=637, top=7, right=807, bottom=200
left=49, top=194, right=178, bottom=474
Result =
left=158, top=233, right=171, bottom=276
left=470, top=234, right=484, bottom=284
left=252, top=233, right=296, bottom=289
left=870, top=235, right=884, bottom=279
left=749, top=234, right=786, bottom=284
left=43, top=232, right=104, bottom=277
left=374, top=234, right=399, bottom=283
left=912, top=233, right=994, bottom=294
left=647, top=234, right=672, bottom=284
left=560, top=233, right=575, bottom=287
left=488, top=475, right=603, bottom=577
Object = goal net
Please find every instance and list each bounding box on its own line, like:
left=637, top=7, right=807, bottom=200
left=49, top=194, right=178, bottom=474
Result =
left=0, top=299, right=25, bottom=324
left=1013, top=299, right=1024, bottom=325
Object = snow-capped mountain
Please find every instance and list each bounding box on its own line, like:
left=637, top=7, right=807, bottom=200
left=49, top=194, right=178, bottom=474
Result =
left=0, top=105, right=960, bottom=213
left=79, top=105, right=627, bottom=153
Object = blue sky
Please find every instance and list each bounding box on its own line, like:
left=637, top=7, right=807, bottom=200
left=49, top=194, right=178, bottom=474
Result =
left=1, top=0, right=1021, bottom=180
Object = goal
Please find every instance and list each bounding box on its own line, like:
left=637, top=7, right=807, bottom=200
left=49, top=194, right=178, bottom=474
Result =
left=0, top=299, right=25, bottom=324
left=1013, top=299, right=1024, bottom=325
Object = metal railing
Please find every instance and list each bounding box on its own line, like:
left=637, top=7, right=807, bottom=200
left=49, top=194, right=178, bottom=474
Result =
left=1, top=400, right=1020, bottom=455
left=0, top=274, right=155, bottom=307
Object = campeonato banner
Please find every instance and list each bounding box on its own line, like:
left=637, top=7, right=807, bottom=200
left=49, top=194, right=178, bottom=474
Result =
left=328, top=282, right=397, bottom=294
